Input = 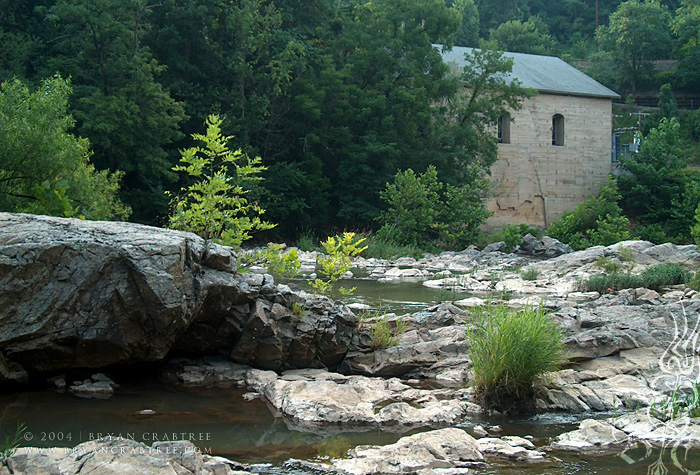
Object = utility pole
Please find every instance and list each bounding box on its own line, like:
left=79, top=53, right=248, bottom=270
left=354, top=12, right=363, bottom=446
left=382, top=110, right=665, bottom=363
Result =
left=595, top=0, right=599, bottom=52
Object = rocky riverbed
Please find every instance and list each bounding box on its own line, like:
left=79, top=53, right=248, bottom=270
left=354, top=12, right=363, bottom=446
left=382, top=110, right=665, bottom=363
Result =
left=2, top=212, right=700, bottom=474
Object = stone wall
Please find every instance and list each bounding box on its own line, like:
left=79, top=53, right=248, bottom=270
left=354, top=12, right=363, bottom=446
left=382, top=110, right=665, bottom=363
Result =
left=486, top=93, right=614, bottom=229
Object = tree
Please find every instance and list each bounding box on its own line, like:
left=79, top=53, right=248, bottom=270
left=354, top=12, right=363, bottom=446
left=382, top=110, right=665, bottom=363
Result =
left=547, top=179, right=630, bottom=250
left=488, top=18, right=554, bottom=55
left=672, top=0, right=700, bottom=90
left=0, top=76, right=130, bottom=220
left=448, top=0, right=481, bottom=46
left=596, top=0, right=673, bottom=93
left=376, top=166, right=492, bottom=249
left=40, top=0, right=187, bottom=223
left=658, top=83, right=678, bottom=118
left=617, top=117, right=699, bottom=243
left=168, top=114, right=275, bottom=247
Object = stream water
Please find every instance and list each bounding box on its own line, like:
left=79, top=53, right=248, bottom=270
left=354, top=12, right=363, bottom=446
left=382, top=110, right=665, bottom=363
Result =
left=2, top=277, right=699, bottom=474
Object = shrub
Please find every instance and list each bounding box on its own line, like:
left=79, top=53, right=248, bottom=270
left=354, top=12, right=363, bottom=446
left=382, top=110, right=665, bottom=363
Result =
left=468, top=305, right=564, bottom=413
left=520, top=267, right=540, bottom=281
left=255, top=244, right=300, bottom=280
left=376, top=166, right=491, bottom=250
left=577, top=264, right=691, bottom=292
left=547, top=179, right=630, bottom=250
left=309, top=233, right=367, bottom=298
left=1, top=423, right=26, bottom=463
left=168, top=114, right=275, bottom=247
left=370, top=317, right=408, bottom=350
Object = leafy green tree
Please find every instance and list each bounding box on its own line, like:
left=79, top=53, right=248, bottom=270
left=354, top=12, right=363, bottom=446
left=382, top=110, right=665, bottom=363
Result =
left=377, top=167, right=443, bottom=246
left=547, top=179, right=630, bottom=250
left=376, top=166, right=492, bottom=249
left=168, top=114, right=275, bottom=247
left=617, top=118, right=699, bottom=242
left=448, top=0, right=481, bottom=46
left=596, top=0, right=673, bottom=93
left=658, top=83, right=678, bottom=118
left=488, top=18, right=554, bottom=54
left=309, top=233, right=368, bottom=297
left=672, top=0, right=700, bottom=90
left=40, top=0, right=187, bottom=223
left=0, top=76, right=130, bottom=220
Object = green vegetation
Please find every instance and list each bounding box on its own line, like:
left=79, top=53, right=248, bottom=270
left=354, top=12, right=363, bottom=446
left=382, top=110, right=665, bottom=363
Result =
left=370, top=317, right=408, bottom=350
left=468, top=305, right=564, bottom=413
left=255, top=245, right=301, bottom=280
left=520, top=267, right=540, bottom=281
left=167, top=115, right=274, bottom=247
left=376, top=166, right=492, bottom=250
left=3, top=0, right=700, bottom=245
left=309, top=233, right=367, bottom=298
left=1, top=423, right=26, bottom=463
left=547, top=180, right=630, bottom=250
left=651, top=383, right=700, bottom=421
left=577, top=263, right=692, bottom=293
left=0, top=76, right=129, bottom=220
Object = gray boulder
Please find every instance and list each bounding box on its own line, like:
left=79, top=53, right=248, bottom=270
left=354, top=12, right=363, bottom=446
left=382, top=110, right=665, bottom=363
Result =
left=0, top=213, right=356, bottom=375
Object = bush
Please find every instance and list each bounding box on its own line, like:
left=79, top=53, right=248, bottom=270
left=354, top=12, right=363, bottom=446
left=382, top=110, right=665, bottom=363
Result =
left=468, top=305, right=564, bottom=413
left=376, top=166, right=491, bottom=250
left=168, top=114, right=275, bottom=247
left=577, top=264, right=691, bottom=292
left=547, top=179, right=630, bottom=250
left=309, top=233, right=367, bottom=297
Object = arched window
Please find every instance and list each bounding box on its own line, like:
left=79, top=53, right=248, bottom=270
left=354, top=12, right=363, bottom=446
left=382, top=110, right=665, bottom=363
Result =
left=498, top=115, right=510, bottom=144
left=552, top=114, right=565, bottom=146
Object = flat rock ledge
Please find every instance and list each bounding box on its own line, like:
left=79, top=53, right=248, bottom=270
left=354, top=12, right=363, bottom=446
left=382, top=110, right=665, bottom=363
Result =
left=162, top=358, right=481, bottom=433
left=295, top=427, right=547, bottom=475
left=1, top=438, right=249, bottom=475
left=552, top=409, right=700, bottom=453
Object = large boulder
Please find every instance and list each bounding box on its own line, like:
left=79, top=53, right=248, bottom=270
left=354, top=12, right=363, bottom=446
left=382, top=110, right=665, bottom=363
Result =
left=0, top=213, right=356, bottom=376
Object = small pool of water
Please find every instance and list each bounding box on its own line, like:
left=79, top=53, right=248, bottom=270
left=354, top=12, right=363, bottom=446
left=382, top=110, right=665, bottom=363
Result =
left=291, top=277, right=470, bottom=315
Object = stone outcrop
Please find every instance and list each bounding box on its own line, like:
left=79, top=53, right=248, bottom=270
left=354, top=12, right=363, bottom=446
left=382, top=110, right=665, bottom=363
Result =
left=2, top=438, right=248, bottom=475
left=0, top=213, right=356, bottom=377
left=163, top=358, right=481, bottom=433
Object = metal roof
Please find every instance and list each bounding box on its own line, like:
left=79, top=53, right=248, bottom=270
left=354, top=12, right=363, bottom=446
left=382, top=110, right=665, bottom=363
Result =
left=440, top=45, right=620, bottom=99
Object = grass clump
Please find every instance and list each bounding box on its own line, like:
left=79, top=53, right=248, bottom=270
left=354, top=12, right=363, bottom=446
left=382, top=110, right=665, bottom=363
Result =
left=370, top=317, right=408, bottom=350
left=651, top=383, right=700, bottom=421
left=468, top=305, right=564, bottom=413
left=577, top=264, right=691, bottom=292
left=520, top=267, right=540, bottom=281
left=1, top=423, right=26, bottom=463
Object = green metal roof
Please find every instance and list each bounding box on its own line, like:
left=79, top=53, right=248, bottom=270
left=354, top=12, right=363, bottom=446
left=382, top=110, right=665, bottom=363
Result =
left=440, top=46, right=620, bottom=99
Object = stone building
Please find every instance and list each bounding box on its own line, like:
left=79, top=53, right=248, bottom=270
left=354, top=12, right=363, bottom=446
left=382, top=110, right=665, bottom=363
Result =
left=441, top=46, right=620, bottom=229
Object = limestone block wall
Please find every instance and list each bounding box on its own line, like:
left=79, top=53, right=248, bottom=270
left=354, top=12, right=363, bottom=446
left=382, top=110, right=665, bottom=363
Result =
left=485, top=93, right=614, bottom=229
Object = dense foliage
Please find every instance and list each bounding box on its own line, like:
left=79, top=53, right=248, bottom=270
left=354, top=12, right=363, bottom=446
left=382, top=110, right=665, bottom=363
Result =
left=2, top=0, right=699, bottom=246
left=0, top=76, right=129, bottom=220
left=546, top=180, right=630, bottom=250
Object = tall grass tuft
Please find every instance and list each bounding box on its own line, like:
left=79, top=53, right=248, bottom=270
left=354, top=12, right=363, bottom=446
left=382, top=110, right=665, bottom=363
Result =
left=468, top=305, right=564, bottom=413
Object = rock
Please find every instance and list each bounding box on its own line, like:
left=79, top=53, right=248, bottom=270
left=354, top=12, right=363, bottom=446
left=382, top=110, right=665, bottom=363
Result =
left=481, top=241, right=507, bottom=253
left=341, top=305, right=471, bottom=382
left=642, top=243, right=700, bottom=266
left=0, top=213, right=356, bottom=375
left=517, top=234, right=545, bottom=255
left=383, top=268, right=431, bottom=279
left=6, top=437, right=252, bottom=475
left=540, top=236, right=573, bottom=258
left=327, top=428, right=484, bottom=475
left=476, top=437, right=546, bottom=462
left=69, top=380, right=114, bottom=399
left=552, top=419, right=629, bottom=450
left=260, top=371, right=477, bottom=431
left=0, top=353, right=28, bottom=385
